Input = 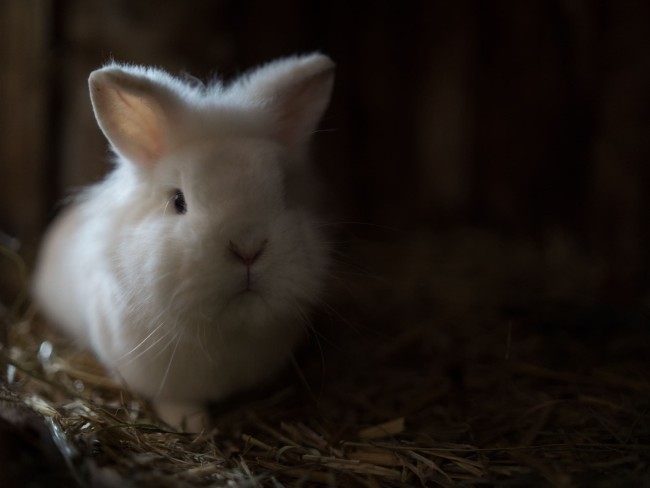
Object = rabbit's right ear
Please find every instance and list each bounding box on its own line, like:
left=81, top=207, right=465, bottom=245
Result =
left=89, top=66, right=179, bottom=167
left=239, top=54, right=335, bottom=149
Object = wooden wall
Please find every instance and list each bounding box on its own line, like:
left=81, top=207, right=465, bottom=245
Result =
left=2, top=0, right=650, bottom=306
left=0, top=1, right=50, bottom=303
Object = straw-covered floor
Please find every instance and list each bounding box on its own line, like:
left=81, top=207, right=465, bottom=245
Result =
left=1, top=229, right=649, bottom=487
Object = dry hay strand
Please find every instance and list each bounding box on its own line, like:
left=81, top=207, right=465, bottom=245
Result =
left=1, top=230, right=650, bottom=487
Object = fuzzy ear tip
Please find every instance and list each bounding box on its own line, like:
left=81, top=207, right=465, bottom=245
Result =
left=88, top=69, right=103, bottom=86
left=302, top=53, right=336, bottom=72
left=91, top=61, right=149, bottom=93
left=88, top=71, right=115, bottom=97
left=88, top=66, right=126, bottom=87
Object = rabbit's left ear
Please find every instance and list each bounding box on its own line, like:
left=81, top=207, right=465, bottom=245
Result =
left=240, top=54, right=335, bottom=148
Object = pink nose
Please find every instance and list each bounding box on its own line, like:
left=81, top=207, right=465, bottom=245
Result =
left=229, top=240, right=267, bottom=266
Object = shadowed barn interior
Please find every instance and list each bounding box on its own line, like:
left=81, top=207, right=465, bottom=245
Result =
left=1, top=1, right=649, bottom=486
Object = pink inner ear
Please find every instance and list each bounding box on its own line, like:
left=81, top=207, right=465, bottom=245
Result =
left=271, top=69, right=334, bottom=148
left=101, top=86, right=167, bottom=166
left=275, top=103, right=306, bottom=147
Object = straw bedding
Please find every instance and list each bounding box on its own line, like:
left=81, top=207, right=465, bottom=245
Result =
left=1, top=229, right=649, bottom=487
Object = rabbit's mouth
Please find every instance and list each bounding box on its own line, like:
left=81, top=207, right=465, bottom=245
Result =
left=227, top=286, right=266, bottom=310
left=233, top=287, right=262, bottom=300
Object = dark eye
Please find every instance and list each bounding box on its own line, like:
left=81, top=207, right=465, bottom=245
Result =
left=173, top=189, right=187, bottom=214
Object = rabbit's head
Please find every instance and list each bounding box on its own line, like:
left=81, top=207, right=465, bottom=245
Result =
left=88, top=55, right=334, bottom=337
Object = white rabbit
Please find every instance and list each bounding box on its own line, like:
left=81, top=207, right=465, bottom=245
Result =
left=32, top=54, right=335, bottom=430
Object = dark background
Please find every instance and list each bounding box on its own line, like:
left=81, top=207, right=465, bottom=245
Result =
left=2, top=0, right=650, bottom=310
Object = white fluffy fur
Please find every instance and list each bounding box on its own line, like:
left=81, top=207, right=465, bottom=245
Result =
left=32, top=54, right=335, bottom=429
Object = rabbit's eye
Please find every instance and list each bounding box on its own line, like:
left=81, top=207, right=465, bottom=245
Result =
left=173, top=189, right=187, bottom=214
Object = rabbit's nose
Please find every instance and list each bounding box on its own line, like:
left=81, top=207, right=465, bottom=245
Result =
left=228, top=239, right=268, bottom=266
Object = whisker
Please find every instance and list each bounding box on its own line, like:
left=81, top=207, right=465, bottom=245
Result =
left=149, top=329, right=180, bottom=361
left=115, top=320, right=167, bottom=362
left=197, top=306, right=215, bottom=365
left=154, top=330, right=183, bottom=400
left=308, top=293, right=380, bottom=341
left=119, top=327, right=175, bottom=367
left=289, top=301, right=327, bottom=403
